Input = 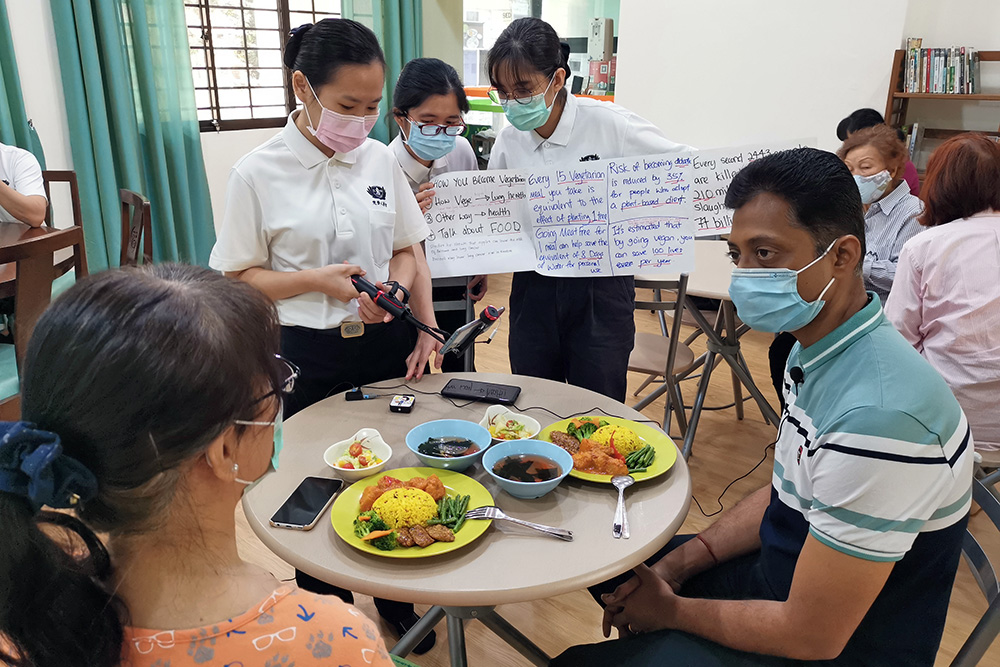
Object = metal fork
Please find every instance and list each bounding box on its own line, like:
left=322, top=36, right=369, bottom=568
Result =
left=465, top=506, right=574, bottom=541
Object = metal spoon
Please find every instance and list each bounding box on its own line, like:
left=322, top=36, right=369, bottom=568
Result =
left=611, top=475, right=635, bottom=539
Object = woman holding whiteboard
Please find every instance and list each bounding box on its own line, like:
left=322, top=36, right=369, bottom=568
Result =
left=486, top=17, right=693, bottom=401
left=209, top=19, right=437, bottom=652
left=389, top=57, right=488, bottom=372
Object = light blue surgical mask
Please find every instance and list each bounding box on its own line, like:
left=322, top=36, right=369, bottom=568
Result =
left=854, top=170, right=892, bottom=204
left=501, top=75, right=556, bottom=131
left=728, top=239, right=838, bottom=334
left=234, top=405, right=284, bottom=475
left=404, top=120, right=458, bottom=161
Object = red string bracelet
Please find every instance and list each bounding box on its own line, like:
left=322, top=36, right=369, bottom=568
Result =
left=696, top=533, right=719, bottom=566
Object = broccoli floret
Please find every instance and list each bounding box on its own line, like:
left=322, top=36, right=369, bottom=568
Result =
left=353, top=510, right=390, bottom=537
left=370, top=533, right=398, bottom=551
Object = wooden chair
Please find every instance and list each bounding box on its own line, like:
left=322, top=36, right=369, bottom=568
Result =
left=629, top=275, right=697, bottom=438
left=120, top=188, right=152, bottom=267
left=41, top=170, right=85, bottom=298
left=951, top=476, right=1000, bottom=666
left=0, top=225, right=89, bottom=420
left=41, top=170, right=83, bottom=229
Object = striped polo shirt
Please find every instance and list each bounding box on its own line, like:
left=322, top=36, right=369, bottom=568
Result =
left=863, top=181, right=923, bottom=303
left=759, top=293, right=972, bottom=666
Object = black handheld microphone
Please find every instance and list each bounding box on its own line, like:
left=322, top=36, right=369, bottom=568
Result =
left=790, top=367, right=804, bottom=385
left=350, top=274, right=505, bottom=356
left=350, top=274, right=408, bottom=320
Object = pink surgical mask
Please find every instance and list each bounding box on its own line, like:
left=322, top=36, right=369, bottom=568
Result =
left=303, top=78, right=379, bottom=153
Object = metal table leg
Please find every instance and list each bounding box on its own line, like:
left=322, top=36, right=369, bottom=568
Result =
left=447, top=614, right=467, bottom=667
left=478, top=609, right=550, bottom=666
left=390, top=605, right=446, bottom=658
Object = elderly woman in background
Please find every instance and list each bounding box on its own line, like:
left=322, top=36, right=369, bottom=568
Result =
left=837, top=125, right=925, bottom=303
left=886, top=133, right=1000, bottom=458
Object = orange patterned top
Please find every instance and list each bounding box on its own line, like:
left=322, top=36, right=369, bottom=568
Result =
left=122, top=585, right=395, bottom=666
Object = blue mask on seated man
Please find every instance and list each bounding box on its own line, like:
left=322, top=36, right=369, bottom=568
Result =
left=727, top=239, right=838, bottom=333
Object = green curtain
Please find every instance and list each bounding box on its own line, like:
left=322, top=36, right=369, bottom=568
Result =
left=50, top=0, right=215, bottom=270
left=344, top=0, right=423, bottom=144
left=0, top=0, right=45, bottom=167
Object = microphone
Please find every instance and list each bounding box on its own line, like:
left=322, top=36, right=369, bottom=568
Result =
left=790, top=367, right=804, bottom=385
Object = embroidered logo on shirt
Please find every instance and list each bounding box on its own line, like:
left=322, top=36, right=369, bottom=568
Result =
left=579, top=154, right=600, bottom=162
left=366, top=185, right=388, bottom=207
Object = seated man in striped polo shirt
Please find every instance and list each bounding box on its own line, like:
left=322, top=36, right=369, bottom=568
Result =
left=557, top=147, right=973, bottom=666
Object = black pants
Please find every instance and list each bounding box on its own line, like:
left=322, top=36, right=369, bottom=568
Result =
left=432, top=283, right=475, bottom=374
left=561, top=535, right=801, bottom=666
left=280, top=321, right=415, bottom=418
left=508, top=272, right=635, bottom=403
left=281, top=321, right=416, bottom=622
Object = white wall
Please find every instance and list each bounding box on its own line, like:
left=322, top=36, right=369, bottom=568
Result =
left=423, top=0, right=463, bottom=70
left=615, top=0, right=1000, bottom=154
left=201, top=128, right=279, bottom=232
left=615, top=0, right=909, bottom=153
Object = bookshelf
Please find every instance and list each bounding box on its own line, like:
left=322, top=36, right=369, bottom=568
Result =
left=884, top=49, right=1000, bottom=141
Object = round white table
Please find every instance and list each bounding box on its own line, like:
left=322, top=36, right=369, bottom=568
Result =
left=243, top=372, right=691, bottom=666
left=636, top=240, right=780, bottom=458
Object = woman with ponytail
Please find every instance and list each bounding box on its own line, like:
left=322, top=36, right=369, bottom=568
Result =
left=0, top=265, right=394, bottom=667
left=487, top=17, right=693, bottom=402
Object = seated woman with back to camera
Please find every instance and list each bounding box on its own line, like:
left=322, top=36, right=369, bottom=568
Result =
left=0, top=265, right=394, bottom=667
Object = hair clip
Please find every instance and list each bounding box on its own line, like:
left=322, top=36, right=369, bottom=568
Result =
left=290, top=23, right=313, bottom=38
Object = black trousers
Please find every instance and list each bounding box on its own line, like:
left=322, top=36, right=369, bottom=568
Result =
left=280, top=320, right=415, bottom=418
left=281, top=321, right=416, bottom=622
left=508, top=272, right=635, bottom=403
left=560, top=535, right=801, bottom=666
left=432, top=283, right=475, bottom=374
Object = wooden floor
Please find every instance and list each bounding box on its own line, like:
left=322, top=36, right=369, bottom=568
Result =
left=236, top=272, right=1000, bottom=666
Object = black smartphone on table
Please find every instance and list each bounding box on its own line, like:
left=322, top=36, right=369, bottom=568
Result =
left=440, top=378, right=521, bottom=405
left=269, top=476, right=344, bottom=530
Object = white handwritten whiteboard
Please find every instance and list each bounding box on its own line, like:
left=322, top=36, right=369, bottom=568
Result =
left=424, top=140, right=808, bottom=278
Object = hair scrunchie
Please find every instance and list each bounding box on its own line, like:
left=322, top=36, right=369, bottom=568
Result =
left=289, top=22, right=313, bottom=38
left=0, top=421, right=98, bottom=512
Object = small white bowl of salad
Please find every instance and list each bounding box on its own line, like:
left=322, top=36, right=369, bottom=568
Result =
left=479, top=405, right=541, bottom=444
left=324, top=428, right=393, bottom=482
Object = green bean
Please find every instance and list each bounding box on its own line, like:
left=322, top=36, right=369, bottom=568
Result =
left=630, top=466, right=647, bottom=473
left=453, top=514, right=466, bottom=533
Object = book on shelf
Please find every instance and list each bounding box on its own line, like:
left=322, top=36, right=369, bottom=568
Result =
left=903, top=38, right=983, bottom=94
left=905, top=122, right=924, bottom=160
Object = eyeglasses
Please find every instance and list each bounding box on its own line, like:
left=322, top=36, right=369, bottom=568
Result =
left=408, top=117, right=466, bottom=136
left=251, top=626, right=296, bottom=651
left=250, top=355, right=300, bottom=407
left=489, top=76, right=553, bottom=106
left=133, top=630, right=176, bottom=654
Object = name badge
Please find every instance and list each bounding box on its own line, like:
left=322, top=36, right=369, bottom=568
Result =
left=341, top=322, right=365, bottom=339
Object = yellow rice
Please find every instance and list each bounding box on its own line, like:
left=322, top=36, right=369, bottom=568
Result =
left=372, top=488, right=438, bottom=528
left=591, top=424, right=642, bottom=455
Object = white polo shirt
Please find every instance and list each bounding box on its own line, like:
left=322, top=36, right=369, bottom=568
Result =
left=487, top=93, right=694, bottom=170
left=0, top=143, right=46, bottom=223
left=388, top=133, right=479, bottom=194
left=210, top=112, right=428, bottom=329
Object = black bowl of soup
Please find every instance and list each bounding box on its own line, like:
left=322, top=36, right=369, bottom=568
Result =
left=482, top=439, right=574, bottom=498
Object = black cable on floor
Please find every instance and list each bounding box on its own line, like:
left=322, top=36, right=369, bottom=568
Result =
left=691, top=440, right=776, bottom=518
